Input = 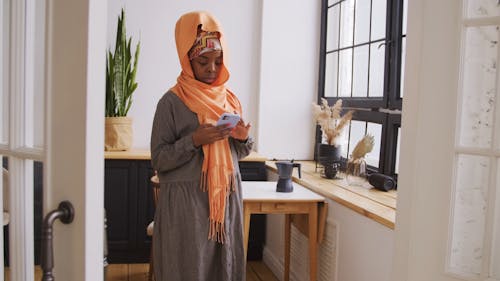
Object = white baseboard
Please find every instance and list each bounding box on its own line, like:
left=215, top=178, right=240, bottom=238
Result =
left=262, top=245, right=304, bottom=281
left=262, top=246, right=283, bottom=281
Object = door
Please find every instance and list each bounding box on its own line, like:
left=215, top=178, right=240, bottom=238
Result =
left=1, top=0, right=107, bottom=280
left=394, top=0, right=500, bottom=281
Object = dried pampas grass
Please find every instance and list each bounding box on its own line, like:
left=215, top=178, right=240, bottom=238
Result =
left=351, top=134, right=375, bottom=160
left=312, top=98, right=354, bottom=146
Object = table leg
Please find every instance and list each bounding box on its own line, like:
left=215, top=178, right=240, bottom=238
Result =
left=284, top=214, right=291, bottom=281
left=243, top=203, right=251, bottom=259
left=308, top=204, right=318, bottom=281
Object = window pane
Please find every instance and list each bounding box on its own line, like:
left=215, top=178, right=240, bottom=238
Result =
left=327, top=5, right=340, bottom=52
left=325, top=52, right=339, bottom=97
left=371, top=0, right=387, bottom=40
left=402, top=0, right=408, bottom=35
left=395, top=127, right=401, bottom=174
left=466, top=0, right=500, bottom=18
left=348, top=120, right=366, bottom=159
left=339, top=0, right=355, bottom=48
left=400, top=37, right=406, bottom=98
left=338, top=126, right=350, bottom=159
left=369, top=42, right=385, bottom=97
left=2, top=158, right=41, bottom=276
left=24, top=0, right=45, bottom=148
left=329, top=0, right=341, bottom=6
left=339, top=48, right=352, bottom=97
left=354, top=0, right=371, bottom=45
left=366, top=123, right=381, bottom=168
left=459, top=26, right=497, bottom=149
left=1, top=0, right=9, bottom=145
left=352, top=45, right=369, bottom=97
left=449, top=154, right=489, bottom=276
left=33, top=160, right=43, bottom=266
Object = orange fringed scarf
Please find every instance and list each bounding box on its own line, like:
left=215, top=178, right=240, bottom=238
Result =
left=171, top=11, right=242, bottom=242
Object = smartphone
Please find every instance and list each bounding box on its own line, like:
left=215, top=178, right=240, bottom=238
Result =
left=216, top=112, right=240, bottom=129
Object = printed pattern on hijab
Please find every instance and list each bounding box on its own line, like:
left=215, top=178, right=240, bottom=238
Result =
left=188, top=31, right=222, bottom=60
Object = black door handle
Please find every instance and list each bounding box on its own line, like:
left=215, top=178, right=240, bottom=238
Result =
left=41, top=201, right=75, bottom=281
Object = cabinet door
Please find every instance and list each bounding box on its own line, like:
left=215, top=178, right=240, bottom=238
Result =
left=104, top=159, right=154, bottom=263
left=104, top=160, right=138, bottom=263
left=239, top=161, right=267, bottom=181
left=135, top=161, right=155, bottom=260
left=239, top=161, right=267, bottom=260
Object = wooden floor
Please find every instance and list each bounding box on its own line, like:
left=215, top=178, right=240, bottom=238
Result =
left=5, top=261, right=278, bottom=281
left=246, top=261, right=279, bottom=281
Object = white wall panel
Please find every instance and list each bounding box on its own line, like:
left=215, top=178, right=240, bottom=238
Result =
left=257, top=0, right=320, bottom=159
left=107, top=0, right=262, bottom=150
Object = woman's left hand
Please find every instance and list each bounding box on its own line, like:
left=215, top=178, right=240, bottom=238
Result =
left=230, top=119, right=251, bottom=141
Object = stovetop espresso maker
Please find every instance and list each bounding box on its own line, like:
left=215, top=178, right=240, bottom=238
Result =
left=275, top=161, right=302, bottom=192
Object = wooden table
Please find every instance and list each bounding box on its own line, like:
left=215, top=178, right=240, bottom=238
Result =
left=242, top=181, right=326, bottom=281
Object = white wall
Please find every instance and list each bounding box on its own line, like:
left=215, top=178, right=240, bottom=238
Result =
left=107, top=0, right=320, bottom=160
left=107, top=0, right=262, bottom=150
left=264, top=172, right=394, bottom=281
left=258, top=0, right=320, bottom=160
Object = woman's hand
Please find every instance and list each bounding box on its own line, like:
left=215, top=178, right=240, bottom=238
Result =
left=192, top=123, right=232, bottom=147
left=230, top=119, right=251, bottom=141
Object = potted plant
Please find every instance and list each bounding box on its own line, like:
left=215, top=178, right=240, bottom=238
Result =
left=105, top=8, right=140, bottom=151
left=312, top=98, right=354, bottom=177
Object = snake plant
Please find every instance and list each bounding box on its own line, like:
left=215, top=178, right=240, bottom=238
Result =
left=106, top=9, right=140, bottom=117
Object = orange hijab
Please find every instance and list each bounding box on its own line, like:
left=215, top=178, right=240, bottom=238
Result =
left=171, top=11, right=242, bottom=242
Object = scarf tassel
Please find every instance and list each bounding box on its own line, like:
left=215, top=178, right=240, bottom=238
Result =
left=202, top=171, right=236, bottom=243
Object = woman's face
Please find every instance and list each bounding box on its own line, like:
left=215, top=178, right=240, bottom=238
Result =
left=190, top=50, right=223, bottom=84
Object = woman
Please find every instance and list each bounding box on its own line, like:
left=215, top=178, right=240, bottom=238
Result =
left=150, top=11, right=253, bottom=281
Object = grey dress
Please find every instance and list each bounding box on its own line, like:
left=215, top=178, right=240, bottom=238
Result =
left=150, top=91, right=253, bottom=281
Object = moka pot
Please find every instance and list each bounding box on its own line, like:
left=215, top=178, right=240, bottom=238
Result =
left=275, top=161, right=302, bottom=192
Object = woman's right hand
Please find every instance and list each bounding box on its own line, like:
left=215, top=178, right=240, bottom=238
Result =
left=192, top=123, right=232, bottom=147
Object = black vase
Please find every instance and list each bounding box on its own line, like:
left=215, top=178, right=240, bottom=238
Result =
left=317, top=144, right=342, bottom=179
left=317, top=144, right=341, bottom=165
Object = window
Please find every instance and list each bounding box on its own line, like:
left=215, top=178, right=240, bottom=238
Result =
left=447, top=4, right=500, bottom=277
left=317, top=0, right=407, bottom=177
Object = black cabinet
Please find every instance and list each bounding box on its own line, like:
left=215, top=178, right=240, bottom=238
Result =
left=239, top=161, right=268, bottom=181
left=3, top=157, right=267, bottom=264
left=105, top=159, right=267, bottom=263
left=104, top=160, right=155, bottom=263
left=239, top=161, right=267, bottom=261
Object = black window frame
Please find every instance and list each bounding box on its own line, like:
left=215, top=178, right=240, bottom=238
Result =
left=316, top=0, right=404, bottom=178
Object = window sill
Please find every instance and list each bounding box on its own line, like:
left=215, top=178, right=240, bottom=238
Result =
left=265, top=160, right=396, bottom=229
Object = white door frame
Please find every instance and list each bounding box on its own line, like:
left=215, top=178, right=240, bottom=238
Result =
left=45, top=0, right=107, bottom=279
left=1, top=0, right=107, bottom=280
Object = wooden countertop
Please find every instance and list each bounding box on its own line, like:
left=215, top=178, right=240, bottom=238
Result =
left=105, top=149, right=150, bottom=160
left=239, top=151, right=268, bottom=162
left=266, top=161, right=396, bottom=229
left=105, top=149, right=267, bottom=162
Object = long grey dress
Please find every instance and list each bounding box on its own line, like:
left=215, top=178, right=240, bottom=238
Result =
left=150, top=91, right=253, bottom=281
